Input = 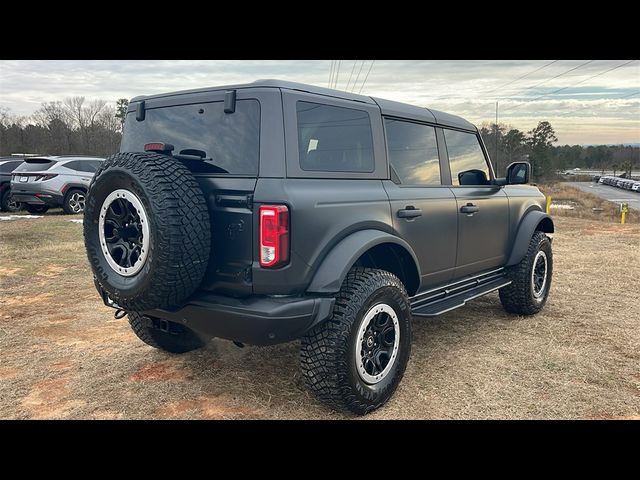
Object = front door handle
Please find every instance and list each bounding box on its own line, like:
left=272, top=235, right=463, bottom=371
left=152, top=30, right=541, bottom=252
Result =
left=460, top=203, right=480, bottom=214
left=398, top=206, right=422, bottom=218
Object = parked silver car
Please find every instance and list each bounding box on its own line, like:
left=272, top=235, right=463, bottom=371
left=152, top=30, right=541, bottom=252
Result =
left=11, top=156, right=104, bottom=214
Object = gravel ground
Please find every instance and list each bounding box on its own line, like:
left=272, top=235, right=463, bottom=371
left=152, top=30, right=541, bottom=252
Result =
left=1, top=213, right=638, bottom=419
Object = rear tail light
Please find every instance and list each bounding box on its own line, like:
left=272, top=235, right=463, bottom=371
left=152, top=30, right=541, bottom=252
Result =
left=259, top=205, right=289, bottom=268
left=35, top=174, right=58, bottom=181
left=11, top=173, right=57, bottom=181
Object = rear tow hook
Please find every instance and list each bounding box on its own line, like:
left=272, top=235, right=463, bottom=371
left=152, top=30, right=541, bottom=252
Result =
left=114, top=308, right=128, bottom=320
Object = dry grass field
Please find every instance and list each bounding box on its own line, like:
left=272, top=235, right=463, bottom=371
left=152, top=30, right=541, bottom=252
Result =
left=539, top=183, right=639, bottom=223
left=1, top=210, right=639, bottom=419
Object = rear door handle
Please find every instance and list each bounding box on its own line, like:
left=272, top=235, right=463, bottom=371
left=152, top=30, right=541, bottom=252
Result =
left=398, top=206, right=422, bottom=218
left=460, top=203, right=479, bottom=214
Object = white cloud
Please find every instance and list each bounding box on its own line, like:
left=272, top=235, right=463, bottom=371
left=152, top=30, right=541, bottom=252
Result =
left=1, top=60, right=638, bottom=144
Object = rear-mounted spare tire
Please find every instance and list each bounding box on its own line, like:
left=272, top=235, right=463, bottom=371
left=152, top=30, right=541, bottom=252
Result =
left=83, top=152, right=211, bottom=311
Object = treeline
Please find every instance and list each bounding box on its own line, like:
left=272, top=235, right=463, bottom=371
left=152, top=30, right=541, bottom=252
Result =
left=2, top=98, right=638, bottom=179
left=0, top=97, right=128, bottom=157
left=480, top=121, right=640, bottom=179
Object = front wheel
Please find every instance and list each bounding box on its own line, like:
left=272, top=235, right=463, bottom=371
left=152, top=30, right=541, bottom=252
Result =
left=300, top=268, right=412, bottom=415
left=499, top=231, right=553, bottom=315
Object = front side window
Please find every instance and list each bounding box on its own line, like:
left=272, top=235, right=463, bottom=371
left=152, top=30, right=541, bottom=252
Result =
left=444, top=129, right=490, bottom=185
left=385, top=119, right=440, bottom=185
left=297, top=101, right=374, bottom=173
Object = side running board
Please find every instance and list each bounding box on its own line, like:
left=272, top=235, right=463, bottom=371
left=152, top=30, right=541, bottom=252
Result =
left=410, top=269, right=511, bottom=317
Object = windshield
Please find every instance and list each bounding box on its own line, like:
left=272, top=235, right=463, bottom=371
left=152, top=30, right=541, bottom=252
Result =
left=121, top=99, right=260, bottom=176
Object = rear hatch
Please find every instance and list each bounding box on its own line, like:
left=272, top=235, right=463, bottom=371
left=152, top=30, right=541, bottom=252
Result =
left=11, top=158, right=58, bottom=191
left=121, top=98, right=261, bottom=297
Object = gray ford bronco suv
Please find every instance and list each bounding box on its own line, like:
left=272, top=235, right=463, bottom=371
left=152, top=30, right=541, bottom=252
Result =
left=84, top=80, right=554, bottom=414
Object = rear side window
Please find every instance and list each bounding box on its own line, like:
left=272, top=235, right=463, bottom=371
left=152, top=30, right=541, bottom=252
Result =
left=443, top=129, right=489, bottom=185
left=63, top=161, right=82, bottom=171
left=384, top=119, right=440, bottom=185
left=121, top=100, right=260, bottom=175
left=78, top=160, right=100, bottom=172
left=297, top=101, right=374, bottom=173
left=0, top=161, right=22, bottom=173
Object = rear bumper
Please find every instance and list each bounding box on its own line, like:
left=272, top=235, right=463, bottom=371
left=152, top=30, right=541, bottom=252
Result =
left=100, top=286, right=335, bottom=346
left=11, top=192, right=63, bottom=207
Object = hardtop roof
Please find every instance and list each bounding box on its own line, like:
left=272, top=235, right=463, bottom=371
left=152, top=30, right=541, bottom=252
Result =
left=130, top=79, right=477, bottom=131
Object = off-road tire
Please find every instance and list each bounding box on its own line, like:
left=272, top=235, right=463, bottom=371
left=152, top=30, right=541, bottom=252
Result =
left=1, top=189, right=21, bottom=212
left=83, top=152, right=211, bottom=311
left=25, top=204, right=49, bottom=214
left=128, top=311, right=205, bottom=354
left=62, top=188, right=86, bottom=214
left=300, top=267, right=412, bottom=415
left=499, top=231, right=553, bottom=315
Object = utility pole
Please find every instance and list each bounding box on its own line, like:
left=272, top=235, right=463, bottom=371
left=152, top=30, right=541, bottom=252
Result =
left=495, top=101, right=499, bottom=173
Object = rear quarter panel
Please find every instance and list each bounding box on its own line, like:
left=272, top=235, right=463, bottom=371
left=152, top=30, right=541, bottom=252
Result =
left=252, top=178, right=393, bottom=295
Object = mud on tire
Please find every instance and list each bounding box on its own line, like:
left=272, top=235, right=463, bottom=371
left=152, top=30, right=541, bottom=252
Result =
left=83, top=152, right=211, bottom=311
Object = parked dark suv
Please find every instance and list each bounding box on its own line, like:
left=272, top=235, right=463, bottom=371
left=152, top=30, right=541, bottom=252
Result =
left=0, top=157, right=26, bottom=212
left=84, top=80, right=554, bottom=414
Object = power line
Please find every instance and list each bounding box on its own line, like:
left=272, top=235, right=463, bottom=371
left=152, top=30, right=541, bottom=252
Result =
left=482, top=60, right=559, bottom=96
left=333, top=60, right=342, bottom=89
left=497, top=60, right=595, bottom=101
left=358, top=60, right=375, bottom=94
left=503, top=60, right=637, bottom=113
left=345, top=60, right=358, bottom=91
left=351, top=60, right=366, bottom=93
left=328, top=60, right=335, bottom=88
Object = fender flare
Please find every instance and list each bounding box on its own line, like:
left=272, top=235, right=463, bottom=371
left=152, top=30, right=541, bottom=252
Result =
left=506, top=210, right=554, bottom=266
left=62, top=183, right=88, bottom=196
left=306, top=229, right=421, bottom=294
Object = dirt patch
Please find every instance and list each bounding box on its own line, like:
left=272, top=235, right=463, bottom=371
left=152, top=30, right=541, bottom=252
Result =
left=130, top=360, right=187, bottom=383
left=90, top=410, right=125, bottom=420
left=21, top=377, right=86, bottom=419
left=37, top=265, right=66, bottom=277
left=0, top=267, right=22, bottom=276
left=155, top=396, right=262, bottom=419
left=48, top=360, right=74, bottom=372
left=0, top=367, right=23, bottom=380
left=1, top=292, right=52, bottom=306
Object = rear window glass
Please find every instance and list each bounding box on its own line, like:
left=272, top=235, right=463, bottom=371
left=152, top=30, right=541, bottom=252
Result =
left=121, top=99, right=260, bottom=175
left=14, top=159, right=56, bottom=172
left=297, top=101, right=374, bottom=173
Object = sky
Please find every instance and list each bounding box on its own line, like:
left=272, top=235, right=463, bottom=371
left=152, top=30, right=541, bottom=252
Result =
left=1, top=60, right=638, bottom=145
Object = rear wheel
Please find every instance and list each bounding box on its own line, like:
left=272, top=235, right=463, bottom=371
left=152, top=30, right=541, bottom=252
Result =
left=300, top=268, right=412, bottom=415
left=25, top=204, right=49, bottom=214
left=63, top=188, right=86, bottom=214
left=1, top=189, right=21, bottom=212
left=128, top=311, right=205, bottom=354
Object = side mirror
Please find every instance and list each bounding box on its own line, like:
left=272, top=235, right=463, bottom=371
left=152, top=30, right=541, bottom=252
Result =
left=506, top=161, right=530, bottom=185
